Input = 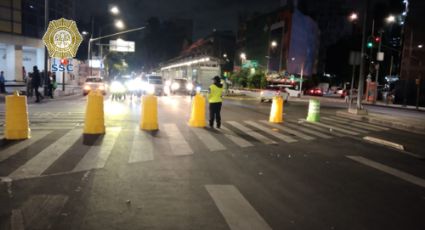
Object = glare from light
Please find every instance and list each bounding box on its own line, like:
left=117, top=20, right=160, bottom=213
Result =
left=110, top=81, right=126, bottom=93
left=146, top=85, right=155, bottom=95
left=240, top=52, right=246, bottom=60
left=84, top=85, right=91, bottom=90
left=110, top=6, right=120, bottom=15
left=161, top=57, right=211, bottom=71
left=171, top=82, right=180, bottom=90
left=82, top=31, right=89, bottom=35
left=271, top=41, right=278, bottom=47
left=186, top=82, right=194, bottom=91
left=115, top=20, right=125, bottom=29
left=196, top=86, right=201, bottom=93
left=386, top=15, right=396, bottom=24
left=349, top=13, right=358, bottom=21
left=223, top=53, right=228, bottom=58
left=418, top=44, right=423, bottom=49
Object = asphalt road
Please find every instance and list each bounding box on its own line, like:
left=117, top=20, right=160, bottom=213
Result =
left=0, top=94, right=424, bottom=230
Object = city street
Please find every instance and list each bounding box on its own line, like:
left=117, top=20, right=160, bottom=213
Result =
left=1, top=95, right=424, bottom=230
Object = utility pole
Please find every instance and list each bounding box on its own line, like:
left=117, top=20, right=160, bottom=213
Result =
left=355, top=0, right=368, bottom=113
left=44, top=0, right=49, bottom=86
left=373, top=30, right=383, bottom=104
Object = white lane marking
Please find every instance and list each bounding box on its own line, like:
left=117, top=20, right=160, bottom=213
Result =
left=284, top=122, right=332, bottom=139
left=245, top=121, right=297, bottom=143
left=330, top=116, right=389, bottom=130
left=300, top=119, right=359, bottom=135
left=0, top=131, right=52, bottom=162
left=322, top=117, right=381, bottom=132
left=259, top=120, right=315, bottom=140
left=206, top=185, right=272, bottom=230
left=319, top=119, right=369, bottom=133
left=73, top=127, right=121, bottom=172
left=191, top=128, right=226, bottom=152
left=294, top=121, right=345, bottom=137
left=347, top=155, right=425, bottom=188
left=9, top=129, right=81, bottom=179
left=11, top=209, right=24, bottom=230
left=220, top=126, right=253, bottom=148
left=363, top=136, right=405, bottom=151
left=129, top=128, right=154, bottom=163
left=227, top=121, right=277, bottom=145
left=163, top=124, right=193, bottom=156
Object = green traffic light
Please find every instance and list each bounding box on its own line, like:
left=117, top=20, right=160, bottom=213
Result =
left=367, top=42, right=373, bottom=48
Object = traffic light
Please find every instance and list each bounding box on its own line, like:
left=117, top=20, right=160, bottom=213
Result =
left=374, top=37, right=381, bottom=43
left=367, top=42, right=373, bottom=48
left=60, top=58, right=69, bottom=65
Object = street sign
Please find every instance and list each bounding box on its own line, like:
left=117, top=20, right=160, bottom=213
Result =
left=349, top=51, right=361, bottom=66
left=109, top=39, right=135, bottom=52
left=42, top=18, right=83, bottom=58
left=242, top=60, right=259, bottom=69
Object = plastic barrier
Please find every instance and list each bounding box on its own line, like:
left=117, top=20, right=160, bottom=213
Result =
left=4, top=91, right=30, bottom=140
left=189, top=93, right=207, bottom=127
left=83, top=90, right=105, bottom=134
left=269, top=96, right=284, bottom=123
left=306, top=99, right=320, bottom=122
left=140, top=94, right=158, bottom=131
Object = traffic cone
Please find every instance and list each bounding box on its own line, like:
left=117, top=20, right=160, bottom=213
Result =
left=306, top=99, right=320, bottom=122
left=269, top=96, right=284, bottom=123
left=4, top=91, right=30, bottom=140
left=140, top=94, right=158, bottom=131
left=189, top=93, right=206, bottom=127
left=83, top=90, right=105, bottom=134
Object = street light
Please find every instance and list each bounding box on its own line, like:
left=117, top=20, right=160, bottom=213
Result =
left=386, top=15, right=396, bottom=24
left=115, top=20, right=125, bottom=29
left=240, top=52, right=246, bottom=60
left=82, top=31, right=89, bottom=36
left=271, top=41, right=278, bottom=48
left=418, top=44, right=423, bottom=49
left=349, top=12, right=358, bottom=21
left=110, top=6, right=120, bottom=15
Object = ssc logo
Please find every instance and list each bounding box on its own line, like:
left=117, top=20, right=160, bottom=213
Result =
left=43, top=18, right=83, bottom=59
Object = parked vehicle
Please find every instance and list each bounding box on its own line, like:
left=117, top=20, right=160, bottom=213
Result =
left=260, top=85, right=289, bottom=102
left=83, top=77, right=106, bottom=96
left=305, top=87, right=324, bottom=96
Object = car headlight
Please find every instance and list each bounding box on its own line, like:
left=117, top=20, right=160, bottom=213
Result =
left=146, top=84, right=155, bottom=95
left=186, top=83, right=194, bottom=91
left=98, top=85, right=105, bottom=91
left=171, top=82, right=180, bottom=90
left=165, top=80, right=171, bottom=86
left=195, top=86, right=201, bottom=93
left=84, top=85, right=91, bottom=91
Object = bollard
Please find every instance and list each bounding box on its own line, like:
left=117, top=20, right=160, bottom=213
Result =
left=189, top=93, right=206, bottom=127
left=269, top=96, right=284, bottom=123
left=306, top=99, right=320, bottom=122
left=140, top=94, right=158, bottom=131
left=4, top=91, right=30, bottom=140
left=84, top=90, right=105, bottom=134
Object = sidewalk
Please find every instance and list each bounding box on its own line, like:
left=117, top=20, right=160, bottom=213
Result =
left=0, top=85, right=82, bottom=103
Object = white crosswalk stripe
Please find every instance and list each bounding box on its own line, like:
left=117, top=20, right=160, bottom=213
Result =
left=1, top=116, right=398, bottom=180
left=128, top=128, right=154, bottom=163
left=259, top=120, right=315, bottom=140
left=284, top=122, right=332, bottom=139
left=322, top=117, right=381, bottom=132
left=226, top=121, right=277, bottom=145
left=0, top=131, right=52, bottom=162
left=220, top=126, right=253, bottom=148
left=299, top=119, right=359, bottom=135
left=318, top=119, right=369, bottom=134
left=9, top=129, right=81, bottom=179
left=244, top=121, right=297, bottom=143
left=191, top=127, right=227, bottom=151
left=329, top=116, right=389, bottom=131
left=163, top=124, right=193, bottom=156
left=73, top=127, right=122, bottom=172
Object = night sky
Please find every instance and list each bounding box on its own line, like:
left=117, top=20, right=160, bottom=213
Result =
left=76, top=0, right=283, bottom=39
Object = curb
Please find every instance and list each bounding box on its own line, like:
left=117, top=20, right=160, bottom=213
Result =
left=363, top=136, right=404, bottom=151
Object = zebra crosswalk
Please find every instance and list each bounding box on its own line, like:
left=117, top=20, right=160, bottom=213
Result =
left=0, top=116, right=395, bottom=180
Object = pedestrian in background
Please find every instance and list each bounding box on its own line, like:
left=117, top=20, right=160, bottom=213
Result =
left=26, top=73, right=33, bottom=97
left=0, top=71, right=5, bottom=93
left=32, top=66, right=43, bottom=102
left=208, top=76, right=224, bottom=128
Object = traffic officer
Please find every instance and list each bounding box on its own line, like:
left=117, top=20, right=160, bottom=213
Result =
left=208, top=76, right=224, bottom=128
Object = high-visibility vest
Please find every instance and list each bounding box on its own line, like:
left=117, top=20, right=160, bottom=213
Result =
left=208, top=84, right=223, bottom=103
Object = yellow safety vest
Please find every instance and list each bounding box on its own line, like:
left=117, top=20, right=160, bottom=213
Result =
left=208, top=84, right=223, bottom=103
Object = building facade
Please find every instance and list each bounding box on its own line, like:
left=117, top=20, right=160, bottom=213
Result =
left=0, top=0, right=75, bottom=83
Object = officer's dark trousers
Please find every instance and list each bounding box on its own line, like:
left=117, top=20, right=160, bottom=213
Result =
left=209, top=102, right=222, bottom=127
